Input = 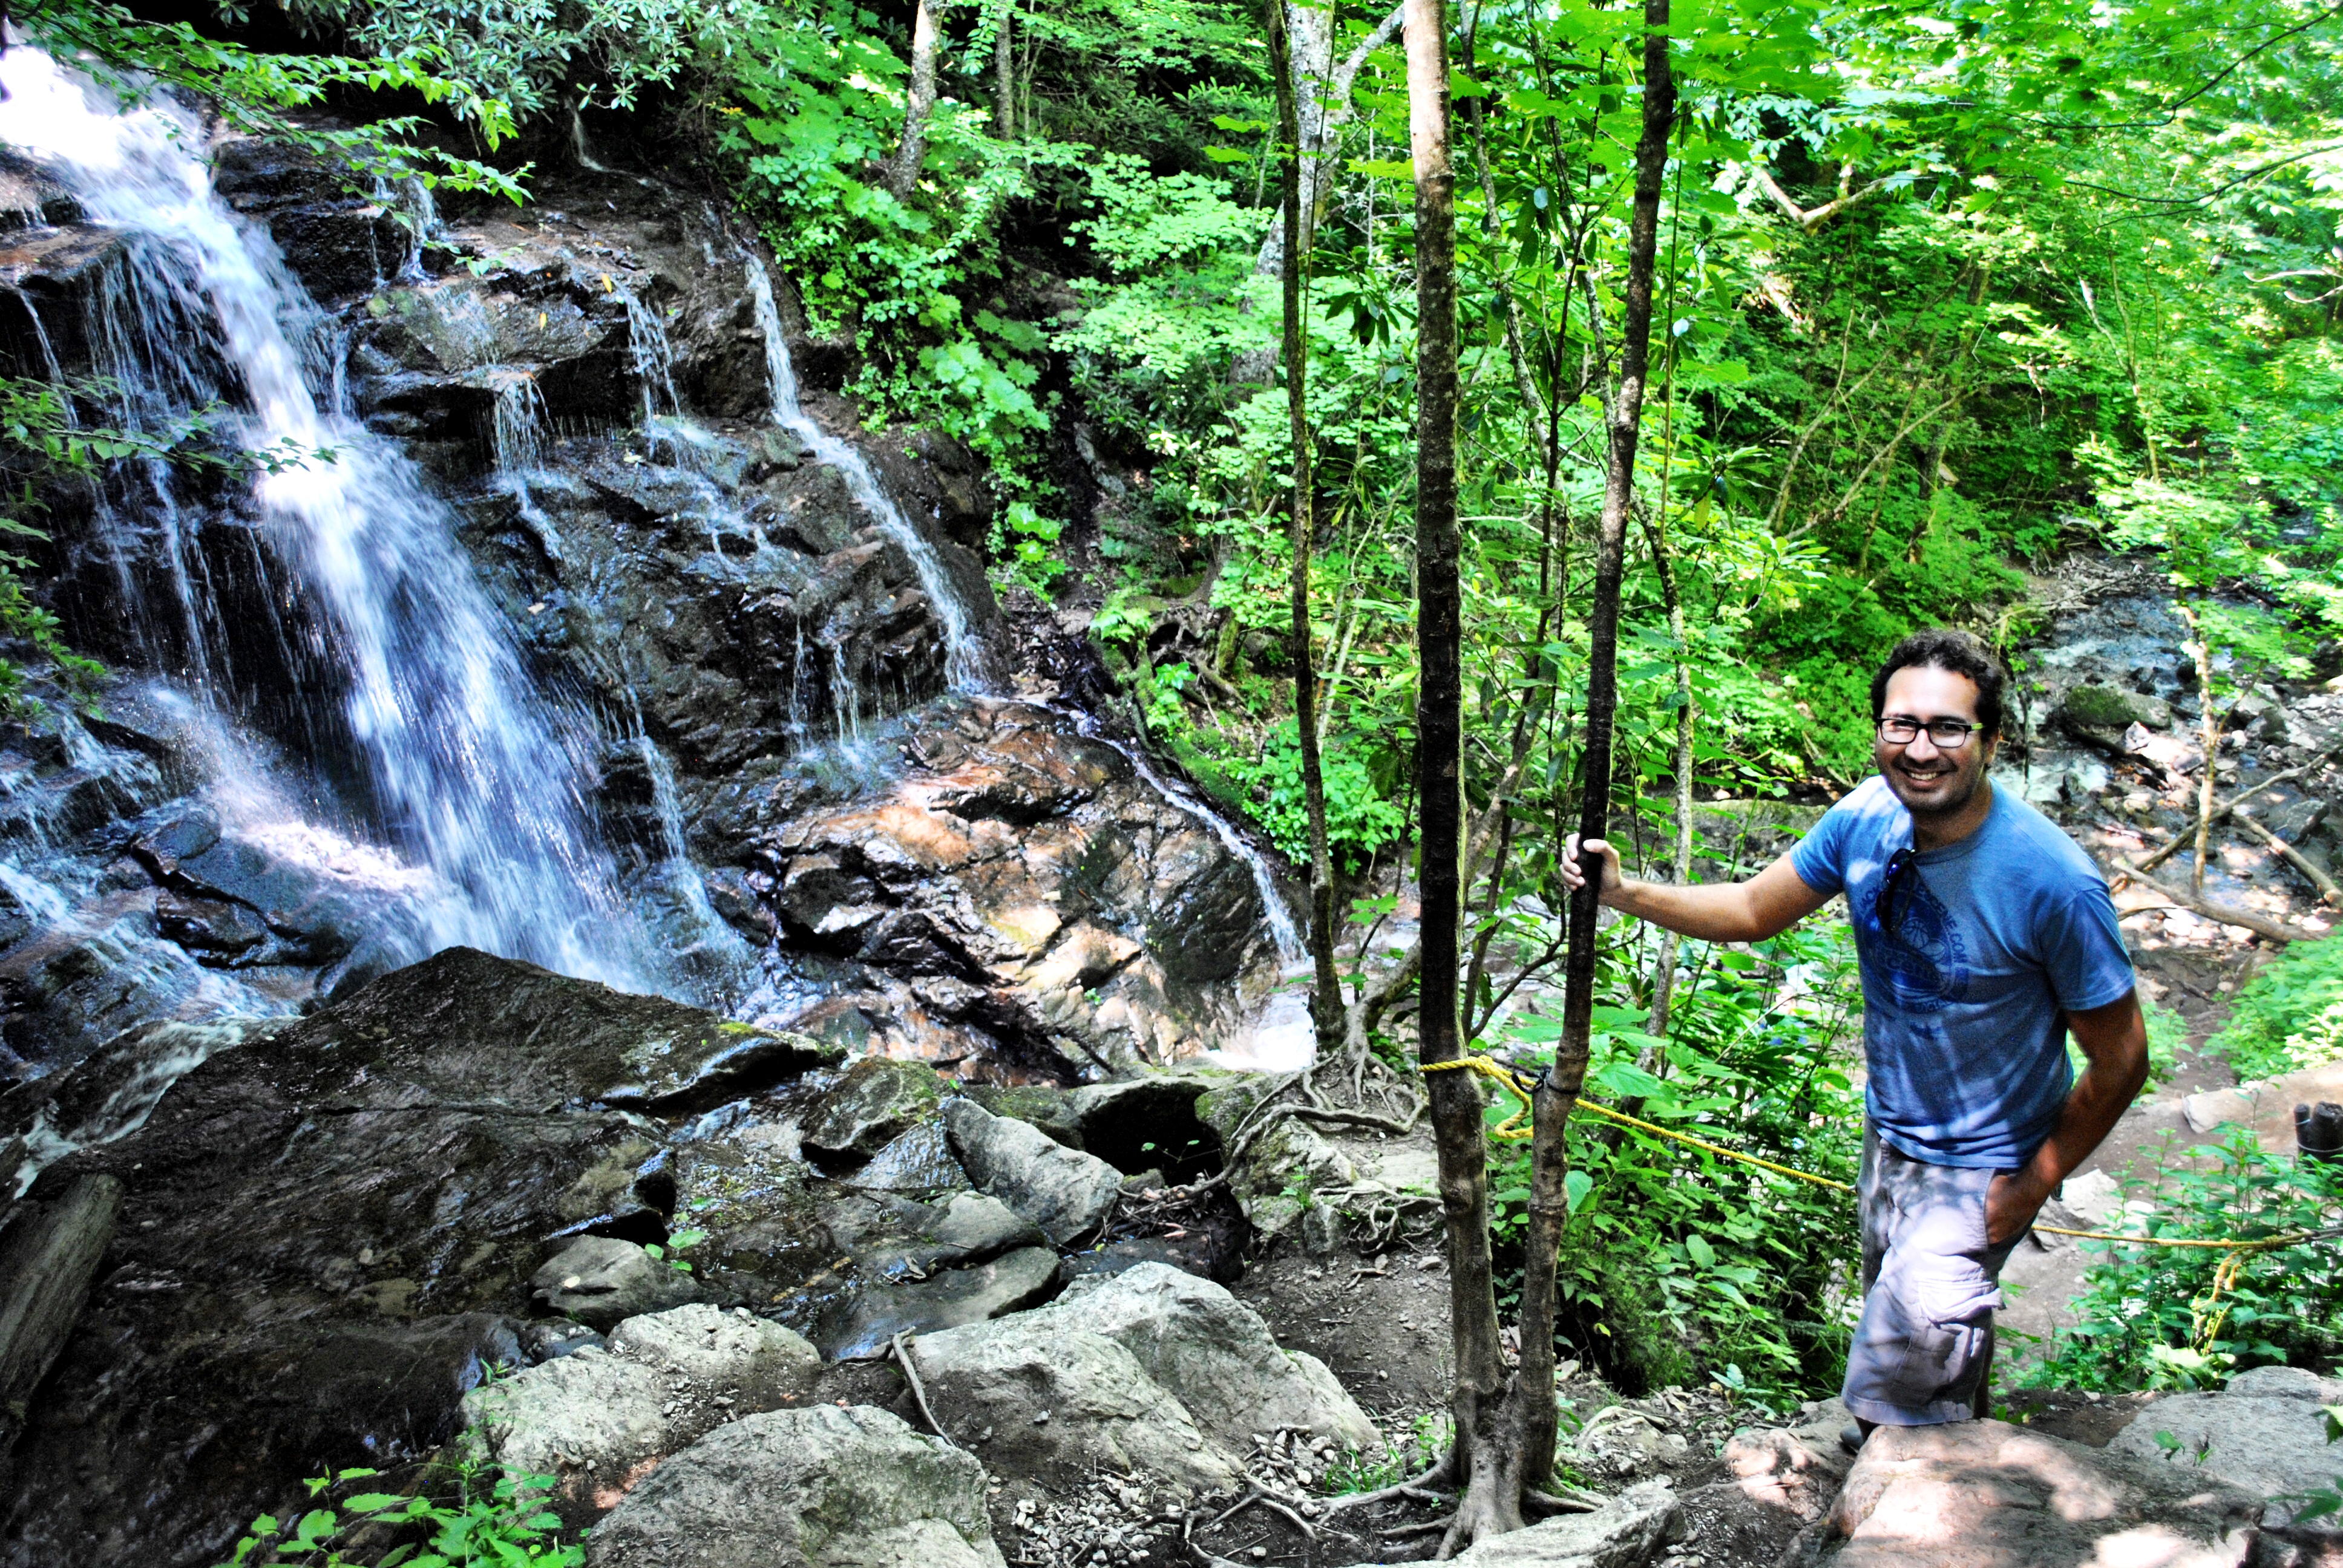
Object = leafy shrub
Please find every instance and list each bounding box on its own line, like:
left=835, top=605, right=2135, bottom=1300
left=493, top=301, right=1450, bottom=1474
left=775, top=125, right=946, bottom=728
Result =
left=218, top=1457, right=579, bottom=1567
left=2207, top=938, right=2343, bottom=1084
left=1206, top=719, right=1403, bottom=870
left=2023, top=1130, right=2343, bottom=1393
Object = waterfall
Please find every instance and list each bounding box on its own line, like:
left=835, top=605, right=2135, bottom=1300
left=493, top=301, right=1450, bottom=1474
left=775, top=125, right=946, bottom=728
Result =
left=728, top=244, right=1309, bottom=985
left=0, top=47, right=659, bottom=991
left=735, top=248, right=989, bottom=691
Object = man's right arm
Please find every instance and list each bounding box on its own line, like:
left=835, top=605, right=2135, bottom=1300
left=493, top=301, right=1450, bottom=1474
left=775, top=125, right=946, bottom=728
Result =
left=1558, top=836, right=1833, bottom=945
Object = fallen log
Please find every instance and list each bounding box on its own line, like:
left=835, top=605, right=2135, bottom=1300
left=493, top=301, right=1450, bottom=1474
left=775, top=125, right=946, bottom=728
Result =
left=2104, top=854, right=2331, bottom=945
left=2232, top=804, right=2343, bottom=909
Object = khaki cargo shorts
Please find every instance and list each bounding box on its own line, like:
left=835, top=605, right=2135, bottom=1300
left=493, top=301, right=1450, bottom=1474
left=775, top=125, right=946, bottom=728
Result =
left=1840, top=1122, right=2023, bottom=1426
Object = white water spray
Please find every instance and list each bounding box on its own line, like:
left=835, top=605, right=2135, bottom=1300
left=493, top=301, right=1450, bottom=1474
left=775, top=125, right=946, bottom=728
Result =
left=736, top=247, right=989, bottom=691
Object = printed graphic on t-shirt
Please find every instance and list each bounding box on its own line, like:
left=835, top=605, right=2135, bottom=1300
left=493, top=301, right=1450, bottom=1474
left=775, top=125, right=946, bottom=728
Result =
left=1860, top=872, right=1971, bottom=1014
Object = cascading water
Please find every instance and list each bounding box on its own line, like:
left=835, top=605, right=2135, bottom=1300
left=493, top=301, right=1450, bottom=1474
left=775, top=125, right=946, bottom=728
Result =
left=733, top=239, right=1315, bottom=1059
left=0, top=47, right=658, bottom=990
left=736, top=249, right=989, bottom=691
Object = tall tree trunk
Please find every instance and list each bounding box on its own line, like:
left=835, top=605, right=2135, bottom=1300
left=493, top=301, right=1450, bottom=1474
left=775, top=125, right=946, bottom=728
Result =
left=992, top=0, right=1016, bottom=139
left=888, top=0, right=943, bottom=196
left=1268, top=0, right=1343, bottom=1046
left=1406, top=0, right=1507, bottom=1548
left=1500, top=0, right=1676, bottom=1517
left=1256, top=3, right=1407, bottom=277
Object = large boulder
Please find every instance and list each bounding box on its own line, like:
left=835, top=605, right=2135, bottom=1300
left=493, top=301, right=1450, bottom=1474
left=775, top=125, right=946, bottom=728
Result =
left=2108, top=1365, right=2343, bottom=1529
left=464, top=1304, right=818, bottom=1521
left=800, top=1056, right=945, bottom=1160
left=1194, top=1076, right=1358, bottom=1241
left=819, top=1191, right=1044, bottom=1279
left=1055, top=1264, right=1380, bottom=1456
left=2057, top=681, right=2176, bottom=742
left=943, top=1099, right=1121, bottom=1245
left=1828, top=1419, right=2265, bottom=1567
left=586, top=1403, right=1006, bottom=1568
left=0, top=949, right=846, bottom=1568
left=906, top=1316, right=1240, bottom=1494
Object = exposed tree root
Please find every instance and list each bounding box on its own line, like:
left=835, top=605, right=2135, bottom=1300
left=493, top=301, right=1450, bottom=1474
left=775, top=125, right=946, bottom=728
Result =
left=1318, top=1452, right=1458, bottom=1514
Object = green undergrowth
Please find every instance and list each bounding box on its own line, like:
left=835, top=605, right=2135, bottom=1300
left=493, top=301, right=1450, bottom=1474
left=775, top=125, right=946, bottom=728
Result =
left=2206, top=938, right=2343, bottom=1085
left=2022, top=1129, right=2343, bottom=1394
left=218, top=1457, right=578, bottom=1567
left=1475, top=921, right=1867, bottom=1415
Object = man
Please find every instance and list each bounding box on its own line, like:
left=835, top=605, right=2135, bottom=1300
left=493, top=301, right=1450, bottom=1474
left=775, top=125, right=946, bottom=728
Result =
left=1560, top=628, right=2148, bottom=1445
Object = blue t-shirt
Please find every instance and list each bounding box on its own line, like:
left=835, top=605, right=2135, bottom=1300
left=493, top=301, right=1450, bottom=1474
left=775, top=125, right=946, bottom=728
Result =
left=1790, top=776, right=2135, bottom=1169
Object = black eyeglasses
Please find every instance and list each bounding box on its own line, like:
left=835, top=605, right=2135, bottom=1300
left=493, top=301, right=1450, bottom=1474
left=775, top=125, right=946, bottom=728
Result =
left=1881, top=846, right=1921, bottom=935
left=1877, top=716, right=1980, bottom=748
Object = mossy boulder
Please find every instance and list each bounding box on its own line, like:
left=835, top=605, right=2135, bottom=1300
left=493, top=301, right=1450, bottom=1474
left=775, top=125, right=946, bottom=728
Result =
left=962, top=1082, right=1083, bottom=1149
left=2056, top=682, right=2174, bottom=737
left=801, top=1056, right=946, bottom=1160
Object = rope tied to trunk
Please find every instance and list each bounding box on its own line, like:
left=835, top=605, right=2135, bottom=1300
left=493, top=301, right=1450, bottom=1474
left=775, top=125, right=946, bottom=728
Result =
left=1414, top=1053, right=2335, bottom=1264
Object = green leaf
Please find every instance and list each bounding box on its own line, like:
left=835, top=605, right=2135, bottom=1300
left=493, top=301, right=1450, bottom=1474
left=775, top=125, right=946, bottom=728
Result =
left=1685, top=1233, right=1717, bottom=1269
left=1563, top=1169, right=1593, bottom=1214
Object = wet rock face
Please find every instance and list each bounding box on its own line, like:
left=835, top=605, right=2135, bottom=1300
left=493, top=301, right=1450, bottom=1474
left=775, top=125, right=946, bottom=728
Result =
left=697, top=696, right=1283, bottom=1075
left=0, top=122, right=1297, bottom=1085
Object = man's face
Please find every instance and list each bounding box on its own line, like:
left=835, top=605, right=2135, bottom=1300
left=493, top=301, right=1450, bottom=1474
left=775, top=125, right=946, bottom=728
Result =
left=1874, top=665, right=1997, bottom=819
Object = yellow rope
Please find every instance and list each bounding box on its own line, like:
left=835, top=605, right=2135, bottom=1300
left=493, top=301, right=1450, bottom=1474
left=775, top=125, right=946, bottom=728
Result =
left=1416, top=1053, right=2327, bottom=1256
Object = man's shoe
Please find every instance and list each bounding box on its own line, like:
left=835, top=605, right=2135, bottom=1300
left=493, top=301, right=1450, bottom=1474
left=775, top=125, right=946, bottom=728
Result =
left=1839, top=1422, right=1866, bottom=1456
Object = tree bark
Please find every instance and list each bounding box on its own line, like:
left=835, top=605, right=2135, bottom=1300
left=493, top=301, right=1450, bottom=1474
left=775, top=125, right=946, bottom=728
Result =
left=1267, top=0, right=1343, bottom=1046
left=1405, top=0, right=1507, bottom=1549
left=2179, top=604, right=2220, bottom=895
left=1256, top=4, right=1407, bottom=278
left=1641, top=509, right=1695, bottom=1040
left=992, top=0, right=1017, bottom=140
left=888, top=0, right=943, bottom=196
left=1504, top=0, right=1674, bottom=1513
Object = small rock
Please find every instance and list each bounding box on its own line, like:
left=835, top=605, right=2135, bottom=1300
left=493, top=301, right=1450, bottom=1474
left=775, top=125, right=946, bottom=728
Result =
left=532, top=1236, right=703, bottom=1331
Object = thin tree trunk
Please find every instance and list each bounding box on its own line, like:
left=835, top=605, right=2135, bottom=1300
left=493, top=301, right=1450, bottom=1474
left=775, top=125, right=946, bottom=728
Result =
left=1506, top=0, right=1674, bottom=1514
left=1268, top=0, right=1343, bottom=1046
left=1641, top=511, right=1694, bottom=1042
left=2180, top=603, right=2219, bottom=895
left=888, top=0, right=943, bottom=196
left=992, top=0, right=1016, bottom=140
left=1405, top=0, right=1506, bottom=1549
